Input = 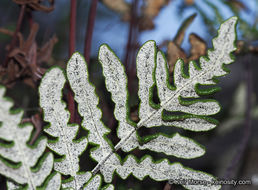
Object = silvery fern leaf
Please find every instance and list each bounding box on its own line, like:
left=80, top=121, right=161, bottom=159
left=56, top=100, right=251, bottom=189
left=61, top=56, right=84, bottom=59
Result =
left=38, top=16, right=237, bottom=190
left=95, top=16, right=236, bottom=186
left=65, top=52, right=212, bottom=189
left=39, top=59, right=115, bottom=190
left=39, top=68, right=91, bottom=189
left=0, top=86, right=61, bottom=190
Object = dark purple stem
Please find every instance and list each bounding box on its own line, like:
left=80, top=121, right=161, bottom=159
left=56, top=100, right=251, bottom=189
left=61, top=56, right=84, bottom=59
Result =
left=124, top=0, right=139, bottom=93
left=69, top=0, right=77, bottom=56
left=84, top=0, right=98, bottom=65
left=68, top=0, right=77, bottom=123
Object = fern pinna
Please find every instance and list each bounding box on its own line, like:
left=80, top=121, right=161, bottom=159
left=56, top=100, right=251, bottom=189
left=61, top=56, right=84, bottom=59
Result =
left=0, top=16, right=237, bottom=189
left=0, top=86, right=61, bottom=190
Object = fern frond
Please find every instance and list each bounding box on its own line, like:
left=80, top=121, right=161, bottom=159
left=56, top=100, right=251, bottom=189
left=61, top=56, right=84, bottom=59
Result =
left=95, top=16, right=237, bottom=188
left=0, top=86, right=60, bottom=189
left=39, top=68, right=89, bottom=189
left=37, top=16, right=237, bottom=190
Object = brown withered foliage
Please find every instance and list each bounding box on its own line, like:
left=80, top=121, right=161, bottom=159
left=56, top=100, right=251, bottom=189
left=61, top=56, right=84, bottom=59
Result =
left=163, top=182, right=172, bottom=190
left=184, top=0, right=194, bottom=6
left=165, top=14, right=207, bottom=74
left=188, top=33, right=206, bottom=60
left=101, top=0, right=170, bottom=31
left=139, top=0, right=170, bottom=31
left=227, top=0, right=248, bottom=11
left=22, top=113, right=43, bottom=145
left=0, top=22, right=58, bottom=88
left=102, top=0, right=131, bottom=21
left=13, top=0, right=55, bottom=12
left=167, top=33, right=207, bottom=73
left=167, top=42, right=188, bottom=74
left=174, top=13, right=196, bottom=46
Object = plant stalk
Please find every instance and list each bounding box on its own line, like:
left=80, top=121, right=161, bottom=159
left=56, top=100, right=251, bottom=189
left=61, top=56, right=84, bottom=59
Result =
left=84, top=0, right=98, bottom=65
left=68, top=0, right=77, bottom=123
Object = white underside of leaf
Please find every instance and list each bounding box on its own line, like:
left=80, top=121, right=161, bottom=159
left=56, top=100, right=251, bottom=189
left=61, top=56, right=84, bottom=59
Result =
left=99, top=46, right=139, bottom=152
left=66, top=53, right=114, bottom=163
left=36, top=17, right=237, bottom=190
left=39, top=68, right=88, bottom=189
left=0, top=87, right=54, bottom=189
left=92, top=17, right=237, bottom=189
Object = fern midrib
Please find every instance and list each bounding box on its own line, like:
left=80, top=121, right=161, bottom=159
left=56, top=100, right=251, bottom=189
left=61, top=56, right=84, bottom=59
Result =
left=91, top=43, right=228, bottom=177
left=54, top=111, right=78, bottom=188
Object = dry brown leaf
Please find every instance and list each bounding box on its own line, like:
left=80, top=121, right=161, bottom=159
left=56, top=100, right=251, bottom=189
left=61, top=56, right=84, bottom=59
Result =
left=7, top=60, right=20, bottom=82
left=167, top=41, right=187, bottom=73
left=0, top=22, right=57, bottom=88
left=139, top=0, right=169, bottom=30
left=102, top=0, right=131, bottom=20
left=166, top=35, right=206, bottom=74
left=142, top=0, right=169, bottom=18
left=228, top=0, right=248, bottom=11
left=188, top=33, right=206, bottom=60
left=37, top=35, right=58, bottom=64
left=163, top=182, right=172, bottom=190
left=22, top=113, right=43, bottom=145
left=130, top=105, right=139, bottom=122
left=30, top=113, right=43, bottom=144
left=184, top=0, right=194, bottom=5
left=174, top=13, right=196, bottom=46
left=138, top=17, right=154, bottom=31
left=165, top=14, right=207, bottom=74
left=166, top=14, right=196, bottom=73
left=101, top=0, right=170, bottom=30
left=13, top=0, right=54, bottom=12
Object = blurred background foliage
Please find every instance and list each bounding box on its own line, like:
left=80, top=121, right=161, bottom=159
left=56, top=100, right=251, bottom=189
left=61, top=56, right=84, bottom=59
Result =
left=0, top=0, right=258, bottom=189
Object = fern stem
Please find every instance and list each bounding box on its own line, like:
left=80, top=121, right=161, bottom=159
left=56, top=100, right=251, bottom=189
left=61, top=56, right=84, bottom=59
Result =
left=124, top=0, right=139, bottom=93
left=69, top=0, right=77, bottom=56
left=68, top=0, right=77, bottom=123
left=2, top=4, right=26, bottom=67
left=84, top=0, right=98, bottom=65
